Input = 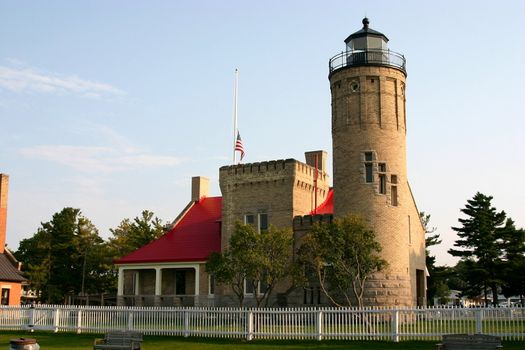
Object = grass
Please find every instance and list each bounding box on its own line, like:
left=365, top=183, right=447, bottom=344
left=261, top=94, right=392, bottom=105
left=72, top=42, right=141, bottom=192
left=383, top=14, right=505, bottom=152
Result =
left=0, top=331, right=524, bottom=350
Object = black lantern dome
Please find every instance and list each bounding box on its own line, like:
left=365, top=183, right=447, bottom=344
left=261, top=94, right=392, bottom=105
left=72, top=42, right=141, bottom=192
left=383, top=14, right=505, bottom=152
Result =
left=344, top=17, right=389, bottom=51
left=329, top=18, right=406, bottom=76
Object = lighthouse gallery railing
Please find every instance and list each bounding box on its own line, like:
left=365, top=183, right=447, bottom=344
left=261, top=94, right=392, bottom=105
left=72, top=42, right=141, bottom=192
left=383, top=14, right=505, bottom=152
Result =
left=329, top=49, right=406, bottom=75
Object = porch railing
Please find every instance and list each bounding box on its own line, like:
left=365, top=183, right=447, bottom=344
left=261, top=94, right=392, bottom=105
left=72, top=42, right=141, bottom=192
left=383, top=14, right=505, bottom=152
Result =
left=0, top=305, right=523, bottom=342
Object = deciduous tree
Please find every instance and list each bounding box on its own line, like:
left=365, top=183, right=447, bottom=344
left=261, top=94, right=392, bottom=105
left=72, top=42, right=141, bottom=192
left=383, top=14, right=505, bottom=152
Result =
left=297, top=214, right=387, bottom=307
left=206, top=222, right=293, bottom=307
left=420, top=212, right=449, bottom=305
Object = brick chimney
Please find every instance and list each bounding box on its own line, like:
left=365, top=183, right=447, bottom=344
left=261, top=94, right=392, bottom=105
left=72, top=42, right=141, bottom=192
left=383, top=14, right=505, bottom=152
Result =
left=0, top=174, right=9, bottom=254
left=191, top=176, right=209, bottom=202
left=305, top=150, right=327, bottom=172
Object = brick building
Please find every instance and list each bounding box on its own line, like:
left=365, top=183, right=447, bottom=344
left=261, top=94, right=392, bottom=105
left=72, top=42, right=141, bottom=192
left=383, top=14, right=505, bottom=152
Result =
left=0, top=174, right=28, bottom=305
left=115, top=19, right=426, bottom=307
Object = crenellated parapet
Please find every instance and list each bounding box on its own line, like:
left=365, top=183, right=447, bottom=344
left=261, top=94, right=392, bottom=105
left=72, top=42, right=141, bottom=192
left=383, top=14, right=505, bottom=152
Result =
left=220, top=159, right=328, bottom=183
left=292, top=214, right=334, bottom=253
left=220, top=158, right=294, bottom=175
left=292, top=213, right=334, bottom=233
left=219, top=159, right=296, bottom=187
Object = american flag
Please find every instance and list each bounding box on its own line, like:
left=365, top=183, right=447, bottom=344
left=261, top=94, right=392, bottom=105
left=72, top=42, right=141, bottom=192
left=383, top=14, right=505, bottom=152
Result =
left=235, top=131, right=245, bottom=161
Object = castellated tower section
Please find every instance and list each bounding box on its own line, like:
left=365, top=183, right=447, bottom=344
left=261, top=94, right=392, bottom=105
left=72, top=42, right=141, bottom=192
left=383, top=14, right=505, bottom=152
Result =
left=219, top=157, right=329, bottom=250
left=329, top=19, right=426, bottom=306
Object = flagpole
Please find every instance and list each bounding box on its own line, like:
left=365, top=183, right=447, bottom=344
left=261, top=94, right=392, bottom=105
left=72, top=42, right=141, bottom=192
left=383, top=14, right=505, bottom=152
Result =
left=232, top=68, right=239, bottom=164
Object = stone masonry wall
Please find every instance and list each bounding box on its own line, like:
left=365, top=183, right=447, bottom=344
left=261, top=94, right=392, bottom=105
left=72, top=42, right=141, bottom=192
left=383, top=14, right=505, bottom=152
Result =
left=330, top=65, right=426, bottom=306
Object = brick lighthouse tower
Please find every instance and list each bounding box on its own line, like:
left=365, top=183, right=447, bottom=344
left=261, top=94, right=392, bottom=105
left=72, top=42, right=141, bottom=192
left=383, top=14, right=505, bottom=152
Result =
left=329, top=18, right=426, bottom=306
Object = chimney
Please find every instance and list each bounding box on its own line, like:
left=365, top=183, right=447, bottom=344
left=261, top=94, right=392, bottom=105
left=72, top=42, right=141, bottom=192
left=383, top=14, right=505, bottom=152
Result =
left=0, top=174, right=9, bottom=254
left=191, top=176, right=209, bottom=202
left=305, top=150, right=328, bottom=172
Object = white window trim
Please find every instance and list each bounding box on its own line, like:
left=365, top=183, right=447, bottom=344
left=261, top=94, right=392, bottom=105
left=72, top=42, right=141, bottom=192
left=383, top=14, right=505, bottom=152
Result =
left=257, top=213, right=268, bottom=233
left=244, top=213, right=268, bottom=233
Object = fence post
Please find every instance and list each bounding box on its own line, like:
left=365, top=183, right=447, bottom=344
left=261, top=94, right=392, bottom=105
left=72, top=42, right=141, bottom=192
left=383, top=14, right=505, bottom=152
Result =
left=391, top=309, right=399, bottom=342
left=76, top=309, right=82, bottom=334
left=246, top=310, right=254, bottom=341
left=53, top=308, right=60, bottom=333
left=128, top=311, right=134, bottom=331
left=316, top=309, right=323, bottom=341
left=475, top=308, right=483, bottom=334
left=27, top=304, right=35, bottom=332
left=183, top=309, right=189, bottom=337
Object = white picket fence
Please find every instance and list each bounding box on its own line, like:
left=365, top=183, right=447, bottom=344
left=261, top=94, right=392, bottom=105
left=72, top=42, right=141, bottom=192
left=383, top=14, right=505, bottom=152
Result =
left=0, top=305, right=523, bottom=342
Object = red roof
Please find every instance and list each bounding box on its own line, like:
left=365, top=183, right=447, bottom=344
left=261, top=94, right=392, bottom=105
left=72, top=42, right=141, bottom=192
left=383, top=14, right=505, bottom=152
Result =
left=115, top=197, right=222, bottom=264
left=312, top=188, right=333, bottom=215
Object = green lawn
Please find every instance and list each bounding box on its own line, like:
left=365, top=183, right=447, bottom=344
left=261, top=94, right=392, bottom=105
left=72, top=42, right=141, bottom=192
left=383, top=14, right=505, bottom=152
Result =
left=0, top=331, right=523, bottom=350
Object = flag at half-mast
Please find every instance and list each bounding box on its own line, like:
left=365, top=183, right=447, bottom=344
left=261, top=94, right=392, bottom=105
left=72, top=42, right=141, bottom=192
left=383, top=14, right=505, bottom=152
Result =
left=235, top=131, right=245, bottom=161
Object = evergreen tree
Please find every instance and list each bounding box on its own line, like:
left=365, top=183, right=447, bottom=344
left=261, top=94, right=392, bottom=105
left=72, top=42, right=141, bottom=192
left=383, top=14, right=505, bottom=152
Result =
left=107, top=210, right=165, bottom=259
left=448, top=192, right=506, bottom=306
left=15, top=208, right=109, bottom=303
left=499, top=219, right=525, bottom=304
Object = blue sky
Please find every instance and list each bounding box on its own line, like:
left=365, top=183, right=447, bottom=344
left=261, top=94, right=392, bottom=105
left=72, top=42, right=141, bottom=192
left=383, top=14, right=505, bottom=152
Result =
left=1, top=0, right=524, bottom=266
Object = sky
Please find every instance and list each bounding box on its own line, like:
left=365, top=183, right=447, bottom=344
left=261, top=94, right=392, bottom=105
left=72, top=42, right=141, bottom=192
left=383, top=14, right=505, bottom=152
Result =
left=0, top=0, right=524, bottom=266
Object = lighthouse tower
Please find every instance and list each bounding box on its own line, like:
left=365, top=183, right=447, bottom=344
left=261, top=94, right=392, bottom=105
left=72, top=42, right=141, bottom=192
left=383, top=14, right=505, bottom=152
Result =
left=329, top=18, right=426, bottom=306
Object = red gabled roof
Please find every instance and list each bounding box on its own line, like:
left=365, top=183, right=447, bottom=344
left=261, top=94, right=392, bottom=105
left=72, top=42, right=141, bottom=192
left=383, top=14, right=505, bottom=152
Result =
left=312, top=188, right=333, bottom=215
left=115, top=196, right=222, bottom=264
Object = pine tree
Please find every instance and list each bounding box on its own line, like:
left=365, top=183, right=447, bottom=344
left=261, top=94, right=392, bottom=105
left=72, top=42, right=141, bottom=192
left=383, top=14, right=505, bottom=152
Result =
left=499, top=219, right=525, bottom=304
left=448, top=192, right=506, bottom=306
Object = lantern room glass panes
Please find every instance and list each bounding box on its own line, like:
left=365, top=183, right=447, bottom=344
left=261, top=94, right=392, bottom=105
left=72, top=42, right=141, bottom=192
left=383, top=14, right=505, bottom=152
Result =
left=347, top=36, right=388, bottom=52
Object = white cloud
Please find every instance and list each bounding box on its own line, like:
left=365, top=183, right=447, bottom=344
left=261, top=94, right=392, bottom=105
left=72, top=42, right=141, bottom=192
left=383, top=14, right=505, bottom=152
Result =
left=19, top=145, right=183, bottom=173
left=0, top=65, right=125, bottom=98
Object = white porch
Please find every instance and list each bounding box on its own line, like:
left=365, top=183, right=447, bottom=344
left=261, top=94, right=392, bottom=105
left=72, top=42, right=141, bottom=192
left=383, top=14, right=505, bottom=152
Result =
left=116, top=262, right=210, bottom=306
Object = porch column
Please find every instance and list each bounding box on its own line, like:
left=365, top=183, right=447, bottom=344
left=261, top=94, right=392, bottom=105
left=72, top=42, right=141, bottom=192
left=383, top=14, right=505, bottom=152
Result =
left=194, top=266, right=200, bottom=296
left=117, top=267, right=124, bottom=296
left=155, top=267, right=162, bottom=295
left=134, top=271, right=140, bottom=295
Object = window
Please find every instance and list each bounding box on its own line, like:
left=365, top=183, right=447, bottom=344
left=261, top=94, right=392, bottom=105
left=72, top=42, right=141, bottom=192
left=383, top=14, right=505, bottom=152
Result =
left=175, top=271, right=186, bottom=295
left=245, top=278, right=255, bottom=295
left=391, top=175, right=398, bottom=206
left=391, top=175, right=398, bottom=184
left=1, top=288, right=9, bottom=305
left=365, top=164, right=373, bottom=183
left=245, top=213, right=268, bottom=233
left=245, top=214, right=255, bottom=226
left=378, top=163, right=386, bottom=194
left=259, top=213, right=268, bottom=232
left=379, top=174, right=386, bottom=194
left=364, top=152, right=374, bottom=183
left=244, top=277, right=269, bottom=296
left=303, top=287, right=321, bottom=305
left=208, top=274, right=215, bottom=296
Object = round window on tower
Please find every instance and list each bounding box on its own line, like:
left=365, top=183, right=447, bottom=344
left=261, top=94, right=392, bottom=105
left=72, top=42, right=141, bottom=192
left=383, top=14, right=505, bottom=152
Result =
left=350, top=81, right=360, bottom=92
